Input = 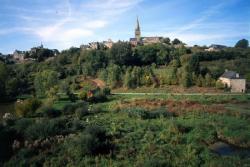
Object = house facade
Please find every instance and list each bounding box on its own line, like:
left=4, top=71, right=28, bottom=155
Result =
left=219, top=70, right=246, bottom=93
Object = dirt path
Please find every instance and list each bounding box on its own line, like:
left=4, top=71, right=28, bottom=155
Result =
left=112, top=92, right=250, bottom=96
left=92, top=78, right=106, bottom=88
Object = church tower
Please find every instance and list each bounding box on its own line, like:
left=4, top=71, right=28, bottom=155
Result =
left=135, top=17, right=141, bottom=42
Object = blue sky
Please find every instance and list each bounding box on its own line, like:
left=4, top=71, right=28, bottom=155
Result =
left=0, top=0, right=249, bottom=54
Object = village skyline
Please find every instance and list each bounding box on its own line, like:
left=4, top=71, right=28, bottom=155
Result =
left=0, top=0, right=249, bottom=54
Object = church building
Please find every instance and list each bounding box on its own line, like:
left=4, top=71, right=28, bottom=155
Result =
left=130, top=17, right=162, bottom=46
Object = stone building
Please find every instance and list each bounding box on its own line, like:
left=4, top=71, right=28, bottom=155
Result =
left=13, top=50, right=26, bottom=61
left=103, top=39, right=114, bottom=49
left=205, top=44, right=227, bottom=52
left=219, top=70, right=246, bottom=93
left=130, top=17, right=162, bottom=46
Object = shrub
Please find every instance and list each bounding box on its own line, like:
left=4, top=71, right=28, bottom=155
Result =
left=78, top=90, right=88, bottom=101
left=65, top=125, right=113, bottom=157
left=102, top=87, right=111, bottom=96
left=68, top=92, right=77, bottom=102
left=24, top=118, right=67, bottom=140
left=78, top=125, right=112, bottom=155
left=122, top=107, right=173, bottom=119
left=75, top=106, right=89, bottom=119
left=143, top=158, right=169, bottom=167
left=62, top=104, right=76, bottom=115
left=215, top=80, right=225, bottom=89
left=0, top=126, right=17, bottom=163
left=62, top=102, right=88, bottom=115
left=15, top=98, right=42, bottom=117
left=79, top=88, right=108, bottom=103
left=36, top=106, right=60, bottom=118
left=70, top=119, right=84, bottom=131
left=13, top=118, right=34, bottom=134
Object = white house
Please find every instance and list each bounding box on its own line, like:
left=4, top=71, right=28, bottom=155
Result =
left=219, top=70, right=246, bottom=93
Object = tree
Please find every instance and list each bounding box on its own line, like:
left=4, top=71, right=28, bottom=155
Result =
left=172, top=38, right=182, bottom=45
left=181, top=71, right=192, bottom=88
left=82, top=50, right=107, bottom=76
left=188, top=55, right=200, bottom=74
left=0, top=61, right=7, bottom=101
left=235, top=39, right=249, bottom=49
left=216, top=80, right=225, bottom=89
left=169, top=67, right=178, bottom=85
left=162, top=37, right=171, bottom=45
left=171, top=58, right=181, bottom=68
left=106, top=65, right=122, bottom=88
left=135, top=44, right=158, bottom=65
left=204, top=73, right=213, bottom=87
left=34, top=70, right=59, bottom=97
left=124, top=68, right=133, bottom=89
left=110, top=41, right=133, bottom=65
left=46, top=86, right=59, bottom=101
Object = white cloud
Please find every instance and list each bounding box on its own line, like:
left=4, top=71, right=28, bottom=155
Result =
left=1, top=0, right=142, bottom=50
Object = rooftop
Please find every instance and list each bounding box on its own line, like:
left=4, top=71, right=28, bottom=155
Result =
left=221, top=70, right=244, bottom=79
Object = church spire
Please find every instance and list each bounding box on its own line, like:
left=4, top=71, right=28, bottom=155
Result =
left=135, top=16, right=141, bottom=41
left=136, top=16, right=140, bottom=31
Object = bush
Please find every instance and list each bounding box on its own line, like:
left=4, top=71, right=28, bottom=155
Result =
left=0, top=126, right=17, bottom=163
left=13, top=118, right=34, bottom=134
left=15, top=98, right=42, bottom=117
left=62, top=104, right=76, bottom=115
left=75, top=106, right=89, bottom=119
left=215, top=80, right=225, bottom=89
left=77, top=125, right=112, bottom=155
left=122, top=107, right=173, bottom=119
left=143, top=158, right=169, bottom=167
left=62, top=102, right=88, bottom=115
left=102, top=87, right=111, bottom=96
left=68, top=92, right=77, bottom=102
left=79, top=88, right=108, bottom=103
left=36, top=106, right=60, bottom=118
left=24, top=118, right=67, bottom=140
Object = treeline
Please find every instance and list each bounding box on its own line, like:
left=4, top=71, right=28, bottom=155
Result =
left=1, top=39, right=249, bottom=102
left=194, top=48, right=250, bottom=62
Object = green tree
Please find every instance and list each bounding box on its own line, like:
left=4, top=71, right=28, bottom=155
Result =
left=46, top=86, right=59, bottom=101
left=172, top=38, right=182, bottom=45
left=162, top=37, right=171, bottom=45
left=196, top=75, right=203, bottom=87
left=188, top=55, right=200, bottom=74
left=235, top=39, right=249, bottom=49
left=124, top=68, right=133, bottom=89
left=0, top=61, right=7, bottom=101
left=180, top=67, right=192, bottom=88
left=110, top=41, right=133, bottom=65
left=106, top=64, right=122, bottom=88
left=205, top=73, right=213, bottom=87
left=34, top=70, right=59, bottom=97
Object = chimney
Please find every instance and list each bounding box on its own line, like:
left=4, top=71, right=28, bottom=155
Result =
left=236, top=73, right=239, bottom=78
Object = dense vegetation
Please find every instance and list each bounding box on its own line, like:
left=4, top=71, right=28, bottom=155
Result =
left=0, top=39, right=249, bottom=102
left=0, top=94, right=250, bottom=166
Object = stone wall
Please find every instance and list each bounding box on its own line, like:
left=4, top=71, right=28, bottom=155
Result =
left=230, top=79, right=246, bottom=93
left=219, top=77, right=246, bottom=93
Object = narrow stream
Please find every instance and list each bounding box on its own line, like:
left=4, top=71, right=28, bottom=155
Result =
left=209, top=141, right=250, bottom=157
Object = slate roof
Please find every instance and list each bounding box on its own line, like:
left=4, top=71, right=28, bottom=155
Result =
left=220, top=71, right=244, bottom=79
left=130, top=38, right=137, bottom=42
